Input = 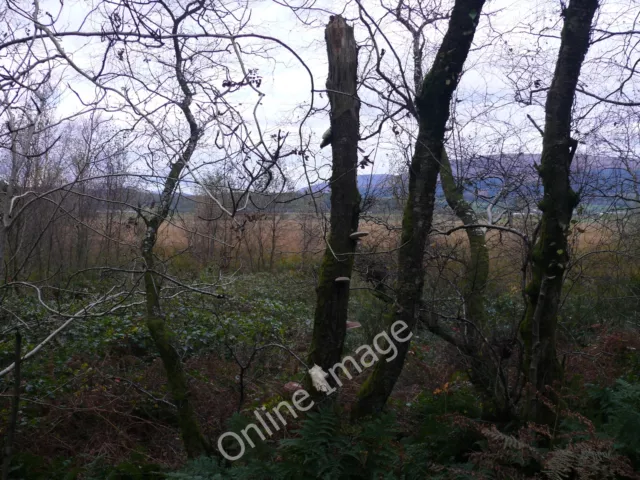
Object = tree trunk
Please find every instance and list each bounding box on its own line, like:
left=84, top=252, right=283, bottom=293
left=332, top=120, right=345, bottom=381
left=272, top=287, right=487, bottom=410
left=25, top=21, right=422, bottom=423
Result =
left=140, top=30, right=212, bottom=455
left=353, top=0, right=486, bottom=417
left=141, top=155, right=212, bottom=458
left=521, top=0, right=599, bottom=423
left=143, top=246, right=211, bottom=458
left=439, top=149, right=502, bottom=409
left=307, top=15, right=361, bottom=390
left=440, top=149, right=489, bottom=336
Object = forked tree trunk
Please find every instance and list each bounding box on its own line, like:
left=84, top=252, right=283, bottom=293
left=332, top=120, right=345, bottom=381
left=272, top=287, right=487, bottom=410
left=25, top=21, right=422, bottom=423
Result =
left=307, top=15, right=361, bottom=389
left=521, top=0, right=599, bottom=423
left=353, top=0, right=486, bottom=417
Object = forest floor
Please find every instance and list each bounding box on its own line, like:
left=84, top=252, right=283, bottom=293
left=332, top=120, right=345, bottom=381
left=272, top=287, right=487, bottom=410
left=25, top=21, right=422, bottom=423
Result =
left=1, top=269, right=639, bottom=478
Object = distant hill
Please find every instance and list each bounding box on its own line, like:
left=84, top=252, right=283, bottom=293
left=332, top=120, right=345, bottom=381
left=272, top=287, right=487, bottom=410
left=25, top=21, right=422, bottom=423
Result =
left=300, top=173, right=399, bottom=197
left=133, top=154, right=638, bottom=215
left=298, top=154, right=638, bottom=209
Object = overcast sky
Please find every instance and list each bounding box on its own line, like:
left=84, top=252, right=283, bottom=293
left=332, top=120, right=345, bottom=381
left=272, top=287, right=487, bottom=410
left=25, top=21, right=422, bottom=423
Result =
left=3, top=0, right=640, bottom=191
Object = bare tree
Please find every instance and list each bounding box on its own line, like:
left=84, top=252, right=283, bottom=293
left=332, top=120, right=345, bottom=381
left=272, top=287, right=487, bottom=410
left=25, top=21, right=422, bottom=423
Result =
left=1, top=0, right=312, bottom=457
left=353, top=0, right=487, bottom=417
left=521, top=0, right=599, bottom=423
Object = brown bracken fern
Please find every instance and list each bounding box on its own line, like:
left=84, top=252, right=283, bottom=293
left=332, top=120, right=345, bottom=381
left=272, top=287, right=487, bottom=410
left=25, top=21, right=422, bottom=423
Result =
left=468, top=418, right=638, bottom=480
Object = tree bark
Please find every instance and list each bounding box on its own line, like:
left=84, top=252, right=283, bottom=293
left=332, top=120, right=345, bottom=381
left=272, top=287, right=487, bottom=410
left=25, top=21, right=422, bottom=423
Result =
left=141, top=156, right=212, bottom=459
left=353, top=0, right=486, bottom=417
left=521, top=0, right=599, bottom=422
left=140, top=25, right=212, bottom=458
left=308, top=15, right=361, bottom=390
left=438, top=149, right=503, bottom=408
left=439, top=149, right=489, bottom=336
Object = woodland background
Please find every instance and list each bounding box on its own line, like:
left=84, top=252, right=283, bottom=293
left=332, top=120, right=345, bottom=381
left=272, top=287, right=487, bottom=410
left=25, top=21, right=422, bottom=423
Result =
left=0, top=0, right=639, bottom=478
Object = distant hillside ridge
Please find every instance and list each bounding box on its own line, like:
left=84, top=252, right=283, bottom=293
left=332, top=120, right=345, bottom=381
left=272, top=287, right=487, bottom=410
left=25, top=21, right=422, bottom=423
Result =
left=299, top=154, right=635, bottom=204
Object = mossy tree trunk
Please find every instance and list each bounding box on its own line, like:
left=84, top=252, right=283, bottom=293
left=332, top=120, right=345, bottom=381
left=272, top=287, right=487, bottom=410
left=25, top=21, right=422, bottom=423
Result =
left=143, top=235, right=211, bottom=458
left=439, top=149, right=500, bottom=406
left=353, top=0, right=486, bottom=418
left=308, top=16, right=361, bottom=390
left=140, top=26, right=211, bottom=458
left=439, top=148, right=489, bottom=338
left=521, top=0, right=599, bottom=422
